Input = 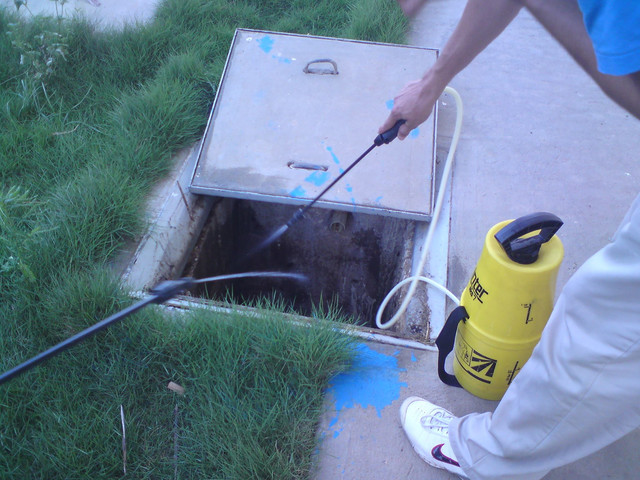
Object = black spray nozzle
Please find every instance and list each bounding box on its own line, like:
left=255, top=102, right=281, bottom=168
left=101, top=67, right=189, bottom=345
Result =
left=287, top=207, right=306, bottom=227
left=374, top=119, right=406, bottom=146
left=240, top=122, right=406, bottom=264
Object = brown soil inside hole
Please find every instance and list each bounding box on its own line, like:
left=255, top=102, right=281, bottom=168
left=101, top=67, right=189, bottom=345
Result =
left=182, top=198, right=414, bottom=326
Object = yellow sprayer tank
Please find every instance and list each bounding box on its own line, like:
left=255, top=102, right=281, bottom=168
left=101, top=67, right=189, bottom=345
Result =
left=436, top=212, right=564, bottom=400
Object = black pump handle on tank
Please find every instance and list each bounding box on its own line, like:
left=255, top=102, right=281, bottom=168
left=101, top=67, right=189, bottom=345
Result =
left=494, top=212, right=563, bottom=265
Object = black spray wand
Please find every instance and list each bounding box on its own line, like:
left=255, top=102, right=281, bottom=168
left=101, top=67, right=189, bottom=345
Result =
left=0, top=272, right=306, bottom=386
left=243, top=119, right=406, bottom=260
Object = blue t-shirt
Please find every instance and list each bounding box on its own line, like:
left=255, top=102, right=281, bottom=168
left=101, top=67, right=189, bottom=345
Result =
left=578, top=0, right=640, bottom=75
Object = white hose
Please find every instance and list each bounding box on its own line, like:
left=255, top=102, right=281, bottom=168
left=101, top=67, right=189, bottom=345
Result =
left=376, top=86, right=463, bottom=329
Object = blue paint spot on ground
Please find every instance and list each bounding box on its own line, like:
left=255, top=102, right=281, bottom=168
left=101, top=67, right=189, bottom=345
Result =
left=345, top=184, right=353, bottom=193
left=386, top=99, right=394, bottom=110
left=272, top=55, right=292, bottom=64
left=305, top=170, right=330, bottom=186
left=326, top=146, right=340, bottom=165
left=258, top=36, right=274, bottom=53
left=374, top=196, right=383, bottom=204
left=409, top=128, right=420, bottom=139
left=326, top=343, right=407, bottom=432
left=411, top=353, right=417, bottom=362
left=289, top=186, right=306, bottom=197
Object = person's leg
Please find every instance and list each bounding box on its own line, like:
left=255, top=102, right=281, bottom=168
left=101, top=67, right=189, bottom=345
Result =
left=448, top=195, right=640, bottom=480
left=400, top=2, right=640, bottom=477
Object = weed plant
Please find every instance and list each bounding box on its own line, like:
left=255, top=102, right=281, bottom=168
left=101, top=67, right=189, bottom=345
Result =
left=0, top=0, right=407, bottom=477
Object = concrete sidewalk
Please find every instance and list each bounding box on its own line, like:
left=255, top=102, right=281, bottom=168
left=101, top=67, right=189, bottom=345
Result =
left=316, top=342, right=640, bottom=479
left=315, top=1, right=640, bottom=479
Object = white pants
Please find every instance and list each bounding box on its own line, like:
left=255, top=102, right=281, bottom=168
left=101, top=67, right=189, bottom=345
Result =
left=449, top=195, right=640, bottom=480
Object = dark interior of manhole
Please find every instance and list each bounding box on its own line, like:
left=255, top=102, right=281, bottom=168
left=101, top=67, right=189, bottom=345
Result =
left=182, top=198, right=414, bottom=327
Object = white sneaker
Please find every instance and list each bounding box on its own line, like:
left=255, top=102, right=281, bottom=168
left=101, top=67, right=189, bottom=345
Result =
left=399, top=396, right=468, bottom=478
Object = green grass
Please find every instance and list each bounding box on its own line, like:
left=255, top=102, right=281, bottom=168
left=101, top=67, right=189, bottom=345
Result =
left=2, top=276, right=356, bottom=478
left=0, top=0, right=407, bottom=477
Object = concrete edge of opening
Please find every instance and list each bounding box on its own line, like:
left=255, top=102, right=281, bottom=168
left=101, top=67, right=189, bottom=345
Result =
left=116, top=139, right=450, bottom=345
left=128, top=290, right=438, bottom=352
left=118, top=145, right=214, bottom=292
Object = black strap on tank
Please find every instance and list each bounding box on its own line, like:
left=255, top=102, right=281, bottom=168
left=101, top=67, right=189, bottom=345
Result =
left=435, top=306, right=469, bottom=388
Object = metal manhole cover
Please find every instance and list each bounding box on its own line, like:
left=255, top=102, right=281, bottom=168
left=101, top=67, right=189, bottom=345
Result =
left=190, top=29, right=438, bottom=221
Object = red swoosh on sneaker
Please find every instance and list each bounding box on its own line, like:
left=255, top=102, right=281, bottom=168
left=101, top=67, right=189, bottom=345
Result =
left=431, top=443, right=460, bottom=467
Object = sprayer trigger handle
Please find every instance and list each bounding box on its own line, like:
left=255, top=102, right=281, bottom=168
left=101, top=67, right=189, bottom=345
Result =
left=374, top=119, right=406, bottom=146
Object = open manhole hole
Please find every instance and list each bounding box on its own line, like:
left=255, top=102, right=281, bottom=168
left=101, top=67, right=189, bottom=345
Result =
left=181, top=198, right=416, bottom=327
left=121, top=30, right=450, bottom=342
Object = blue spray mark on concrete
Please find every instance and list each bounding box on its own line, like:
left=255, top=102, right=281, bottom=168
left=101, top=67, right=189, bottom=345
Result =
left=325, top=343, right=407, bottom=440
left=327, top=415, right=344, bottom=438
left=374, top=195, right=383, bottom=204
left=272, top=55, right=292, bottom=64
left=289, top=186, right=306, bottom=198
left=257, top=36, right=293, bottom=63
left=258, top=36, right=274, bottom=53
left=326, top=146, right=341, bottom=165
left=386, top=99, right=394, bottom=110
left=327, top=145, right=343, bottom=174
left=326, top=145, right=345, bottom=173
left=411, top=352, right=417, bottom=362
left=305, top=170, right=330, bottom=186
left=346, top=183, right=356, bottom=211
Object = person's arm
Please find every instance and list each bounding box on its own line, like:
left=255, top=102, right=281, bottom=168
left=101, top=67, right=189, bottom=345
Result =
left=522, top=0, right=640, bottom=121
left=380, top=0, right=523, bottom=139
